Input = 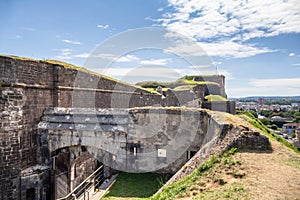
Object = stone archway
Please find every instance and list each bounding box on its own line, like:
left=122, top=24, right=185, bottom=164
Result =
left=53, top=146, right=103, bottom=199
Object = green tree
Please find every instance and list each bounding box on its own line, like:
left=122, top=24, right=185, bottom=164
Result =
left=260, top=118, right=270, bottom=126
left=293, top=116, right=300, bottom=123
left=249, top=110, right=258, bottom=118
left=270, top=124, right=278, bottom=130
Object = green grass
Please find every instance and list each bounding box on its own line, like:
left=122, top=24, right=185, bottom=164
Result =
left=173, top=85, right=195, bottom=91
left=179, top=79, right=219, bottom=86
left=144, top=88, right=159, bottom=93
left=205, top=95, right=228, bottom=102
left=103, top=173, right=171, bottom=199
left=181, top=75, right=224, bottom=81
left=285, top=160, right=300, bottom=169
left=135, top=78, right=220, bottom=89
left=237, top=110, right=300, bottom=154
left=150, top=148, right=239, bottom=200
left=194, top=183, right=249, bottom=200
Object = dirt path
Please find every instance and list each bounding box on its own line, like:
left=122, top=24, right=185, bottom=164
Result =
left=233, top=140, right=300, bottom=200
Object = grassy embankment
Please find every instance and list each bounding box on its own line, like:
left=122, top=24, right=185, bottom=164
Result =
left=103, top=111, right=300, bottom=200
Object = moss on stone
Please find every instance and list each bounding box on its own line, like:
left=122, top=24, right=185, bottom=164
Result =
left=173, top=85, right=195, bottom=91
left=205, top=95, right=228, bottom=102
left=0, top=54, right=159, bottom=94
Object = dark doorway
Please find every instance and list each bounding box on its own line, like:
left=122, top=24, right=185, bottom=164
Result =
left=26, top=188, right=35, bottom=200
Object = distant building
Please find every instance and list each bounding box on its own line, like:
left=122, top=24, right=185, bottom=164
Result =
left=269, top=116, right=293, bottom=122
left=282, top=123, right=300, bottom=134
left=296, top=127, right=300, bottom=140
left=291, top=103, right=299, bottom=110
left=258, top=98, right=264, bottom=105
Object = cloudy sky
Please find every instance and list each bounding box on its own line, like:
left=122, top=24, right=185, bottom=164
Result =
left=1, top=0, right=300, bottom=97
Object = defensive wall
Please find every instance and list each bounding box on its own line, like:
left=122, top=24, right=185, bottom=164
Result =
left=0, top=55, right=235, bottom=199
left=0, top=55, right=162, bottom=199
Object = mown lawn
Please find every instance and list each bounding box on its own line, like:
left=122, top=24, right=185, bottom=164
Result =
left=103, top=172, right=171, bottom=199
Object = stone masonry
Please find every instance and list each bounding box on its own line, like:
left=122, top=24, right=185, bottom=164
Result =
left=0, top=55, right=235, bottom=199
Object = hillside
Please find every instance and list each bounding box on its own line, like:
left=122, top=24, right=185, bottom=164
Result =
left=152, top=140, right=300, bottom=200
left=230, top=96, right=300, bottom=102
left=103, top=112, right=300, bottom=200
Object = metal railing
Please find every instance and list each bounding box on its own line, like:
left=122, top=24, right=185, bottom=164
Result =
left=57, top=165, right=104, bottom=200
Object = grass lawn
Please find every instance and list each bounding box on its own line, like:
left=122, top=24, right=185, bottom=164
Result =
left=103, top=172, right=171, bottom=199
left=204, top=95, right=228, bottom=102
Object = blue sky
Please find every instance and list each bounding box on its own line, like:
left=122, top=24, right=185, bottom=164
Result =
left=1, top=0, right=300, bottom=97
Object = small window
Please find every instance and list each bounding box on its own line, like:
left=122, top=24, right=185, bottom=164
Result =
left=187, top=151, right=197, bottom=160
left=127, top=143, right=140, bottom=156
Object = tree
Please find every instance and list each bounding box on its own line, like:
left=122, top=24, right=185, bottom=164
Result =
left=260, top=118, right=270, bottom=126
left=269, top=124, right=278, bottom=130
left=293, top=116, right=300, bottom=123
left=249, top=110, right=258, bottom=118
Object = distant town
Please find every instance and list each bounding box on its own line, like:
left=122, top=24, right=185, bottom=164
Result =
left=234, top=96, right=300, bottom=150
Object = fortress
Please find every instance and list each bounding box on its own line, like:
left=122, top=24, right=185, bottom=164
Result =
left=0, top=55, right=242, bottom=199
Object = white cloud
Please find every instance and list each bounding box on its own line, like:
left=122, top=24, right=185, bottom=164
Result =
left=74, top=53, right=89, bottom=58
left=292, top=63, right=300, bottom=66
left=212, top=61, right=222, bottom=65
left=289, top=53, right=295, bottom=57
left=22, top=27, right=35, bottom=31
left=174, top=66, right=217, bottom=76
left=159, top=0, right=300, bottom=58
left=157, top=7, right=164, bottom=12
left=228, top=77, right=300, bottom=97
left=145, top=16, right=156, bottom=22
left=74, top=53, right=139, bottom=63
left=166, top=40, right=275, bottom=58
left=95, top=53, right=115, bottom=59
left=250, top=77, right=300, bottom=87
left=61, top=39, right=81, bottom=45
left=102, top=66, right=181, bottom=83
left=140, top=58, right=170, bottom=65
left=200, top=41, right=275, bottom=58
left=74, top=53, right=114, bottom=59
left=100, top=67, right=134, bottom=77
left=97, top=24, right=109, bottom=30
left=116, top=55, right=139, bottom=62
left=15, top=35, right=23, bottom=39
left=55, top=48, right=73, bottom=60
left=218, top=69, right=234, bottom=80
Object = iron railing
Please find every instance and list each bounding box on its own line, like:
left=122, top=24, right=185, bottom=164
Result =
left=57, top=165, right=104, bottom=200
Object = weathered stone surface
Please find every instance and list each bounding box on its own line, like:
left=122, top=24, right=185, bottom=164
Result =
left=159, top=124, right=270, bottom=190
left=38, top=107, right=232, bottom=173
left=0, top=55, right=235, bottom=199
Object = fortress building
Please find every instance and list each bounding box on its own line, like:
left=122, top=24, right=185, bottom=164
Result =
left=0, top=55, right=235, bottom=199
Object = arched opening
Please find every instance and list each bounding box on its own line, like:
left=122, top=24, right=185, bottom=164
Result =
left=52, top=145, right=104, bottom=199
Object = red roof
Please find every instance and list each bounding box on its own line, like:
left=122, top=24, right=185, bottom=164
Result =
left=283, top=123, right=300, bottom=127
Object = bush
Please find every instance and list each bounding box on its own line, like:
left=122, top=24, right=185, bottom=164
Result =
left=260, top=118, right=270, bottom=125
left=269, top=124, right=278, bottom=130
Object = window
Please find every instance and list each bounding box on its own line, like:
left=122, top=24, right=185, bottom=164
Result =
left=187, top=151, right=197, bottom=160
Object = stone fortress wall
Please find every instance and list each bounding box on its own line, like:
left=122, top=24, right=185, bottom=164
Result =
left=0, top=55, right=165, bottom=199
left=0, top=55, right=234, bottom=199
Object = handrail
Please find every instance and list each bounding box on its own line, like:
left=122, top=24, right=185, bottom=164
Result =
left=57, top=165, right=103, bottom=200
